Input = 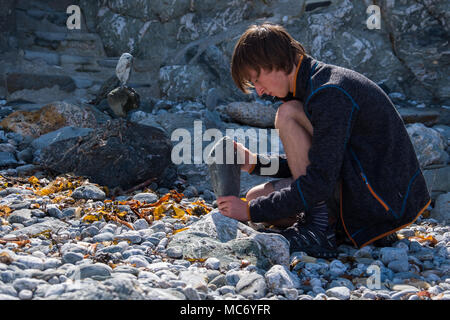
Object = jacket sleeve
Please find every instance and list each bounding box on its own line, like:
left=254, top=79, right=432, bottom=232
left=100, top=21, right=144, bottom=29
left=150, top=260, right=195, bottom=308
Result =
left=248, top=154, right=292, bottom=178
left=248, top=87, right=358, bottom=222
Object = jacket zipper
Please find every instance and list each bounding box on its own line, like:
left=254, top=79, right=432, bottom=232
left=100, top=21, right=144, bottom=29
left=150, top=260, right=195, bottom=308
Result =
left=360, top=173, right=389, bottom=211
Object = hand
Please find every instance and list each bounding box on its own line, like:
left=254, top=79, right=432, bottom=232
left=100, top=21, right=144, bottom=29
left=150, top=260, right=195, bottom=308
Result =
left=233, top=141, right=257, bottom=173
left=217, top=196, right=250, bottom=221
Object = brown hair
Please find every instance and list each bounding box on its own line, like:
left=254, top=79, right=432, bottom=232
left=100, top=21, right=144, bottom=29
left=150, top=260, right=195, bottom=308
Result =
left=231, top=23, right=307, bottom=94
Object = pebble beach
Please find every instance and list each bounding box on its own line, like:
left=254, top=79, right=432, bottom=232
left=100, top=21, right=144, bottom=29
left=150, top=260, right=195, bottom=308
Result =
left=0, top=173, right=449, bottom=301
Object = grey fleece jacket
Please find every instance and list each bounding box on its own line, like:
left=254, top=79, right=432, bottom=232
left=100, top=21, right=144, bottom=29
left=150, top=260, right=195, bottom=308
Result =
left=248, top=55, right=431, bottom=248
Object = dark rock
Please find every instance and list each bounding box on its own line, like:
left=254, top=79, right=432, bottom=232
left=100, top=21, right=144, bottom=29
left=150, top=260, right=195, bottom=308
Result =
left=89, top=75, right=120, bottom=106
left=31, top=126, right=94, bottom=151
left=107, top=86, right=140, bottom=117
left=0, top=0, right=16, bottom=52
left=399, top=108, right=441, bottom=126
left=207, top=136, right=241, bottom=197
left=17, top=147, right=33, bottom=163
left=0, top=151, right=18, bottom=167
left=40, top=119, right=172, bottom=190
left=6, top=73, right=76, bottom=94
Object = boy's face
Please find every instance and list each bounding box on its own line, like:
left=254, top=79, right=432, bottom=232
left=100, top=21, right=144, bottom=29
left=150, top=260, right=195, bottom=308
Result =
left=247, top=67, right=292, bottom=98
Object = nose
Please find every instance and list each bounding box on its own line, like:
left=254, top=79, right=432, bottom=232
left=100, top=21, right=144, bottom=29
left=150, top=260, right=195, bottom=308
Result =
left=255, top=84, right=265, bottom=96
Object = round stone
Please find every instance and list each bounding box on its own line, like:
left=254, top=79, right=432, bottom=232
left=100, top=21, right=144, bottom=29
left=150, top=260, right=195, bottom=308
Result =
left=18, top=289, right=33, bottom=300
left=325, top=286, right=351, bottom=300
left=166, top=246, right=183, bottom=259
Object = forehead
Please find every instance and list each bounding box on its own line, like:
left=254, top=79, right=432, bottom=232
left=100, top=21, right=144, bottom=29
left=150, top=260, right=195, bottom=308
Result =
left=246, top=67, right=267, bottom=81
left=246, top=68, right=258, bottom=79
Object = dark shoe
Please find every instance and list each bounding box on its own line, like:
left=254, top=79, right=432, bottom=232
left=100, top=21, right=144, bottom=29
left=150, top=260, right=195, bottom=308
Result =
left=280, top=222, right=338, bottom=259
left=373, top=232, right=399, bottom=247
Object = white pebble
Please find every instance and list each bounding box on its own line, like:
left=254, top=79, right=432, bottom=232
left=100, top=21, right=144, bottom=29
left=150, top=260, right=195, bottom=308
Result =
left=205, top=258, right=220, bottom=270
left=18, top=290, right=33, bottom=300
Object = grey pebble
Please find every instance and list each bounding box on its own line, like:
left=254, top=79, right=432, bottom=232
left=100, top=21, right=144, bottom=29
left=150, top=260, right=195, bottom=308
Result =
left=13, top=278, right=46, bottom=292
left=0, top=284, right=18, bottom=297
left=62, top=252, right=84, bottom=264
left=391, top=289, right=419, bottom=300
left=133, top=219, right=149, bottom=230
left=326, top=286, right=351, bottom=300
left=46, top=204, right=63, bottom=219
left=388, top=259, right=410, bottom=273
left=132, top=192, right=158, bottom=204
left=205, top=257, right=220, bottom=270
left=72, top=185, right=106, bottom=200
left=115, top=231, right=142, bottom=244
left=15, top=255, right=45, bottom=270
left=93, top=232, right=115, bottom=242
left=7, top=209, right=32, bottom=224
left=66, top=263, right=112, bottom=280
left=122, top=249, right=145, bottom=259
left=380, top=247, right=408, bottom=265
left=166, top=246, right=183, bottom=259
left=236, top=273, right=267, bottom=299
left=81, top=225, right=99, bottom=238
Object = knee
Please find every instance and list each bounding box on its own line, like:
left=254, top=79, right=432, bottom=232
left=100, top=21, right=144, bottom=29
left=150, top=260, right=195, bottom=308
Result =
left=245, top=187, right=260, bottom=202
left=245, top=182, right=274, bottom=202
left=274, top=100, right=305, bottom=129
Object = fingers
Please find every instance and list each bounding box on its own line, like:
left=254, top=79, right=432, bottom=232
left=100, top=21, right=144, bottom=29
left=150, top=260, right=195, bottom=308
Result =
left=218, top=203, right=229, bottom=211
left=217, top=196, right=235, bottom=204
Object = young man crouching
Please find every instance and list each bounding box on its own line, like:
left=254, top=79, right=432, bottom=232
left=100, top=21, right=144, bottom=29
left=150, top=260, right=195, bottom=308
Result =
left=217, top=23, right=431, bottom=258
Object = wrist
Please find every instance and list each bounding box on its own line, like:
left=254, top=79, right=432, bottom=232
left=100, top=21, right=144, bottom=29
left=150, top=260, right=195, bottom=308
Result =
left=242, top=152, right=257, bottom=173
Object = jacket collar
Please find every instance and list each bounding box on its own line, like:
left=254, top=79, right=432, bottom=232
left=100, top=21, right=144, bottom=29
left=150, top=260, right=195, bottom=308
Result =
left=293, top=54, right=317, bottom=102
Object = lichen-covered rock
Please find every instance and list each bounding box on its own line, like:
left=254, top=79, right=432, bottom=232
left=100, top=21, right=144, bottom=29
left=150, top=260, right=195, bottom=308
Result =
left=0, top=101, right=97, bottom=138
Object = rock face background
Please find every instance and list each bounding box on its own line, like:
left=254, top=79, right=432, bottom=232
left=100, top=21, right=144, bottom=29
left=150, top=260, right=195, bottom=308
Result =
left=0, top=0, right=449, bottom=216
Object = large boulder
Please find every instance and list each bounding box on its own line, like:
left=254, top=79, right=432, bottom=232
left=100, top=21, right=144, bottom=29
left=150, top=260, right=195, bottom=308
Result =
left=285, top=0, right=449, bottom=105
left=423, top=166, right=450, bottom=200
left=382, top=0, right=450, bottom=105
left=159, top=65, right=218, bottom=102
left=285, top=0, right=408, bottom=97
left=167, top=210, right=290, bottom=270
left=406, top=123, right=448, bottom=167
left=39, top=119, right=173, bottom=190
left=223, top=101, right=276, bottom=128
left=431, top=192, right=450, bottom=224
left=0, top=0, right=16, bottom=52
left=6, top=73, right=76, bottom=96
